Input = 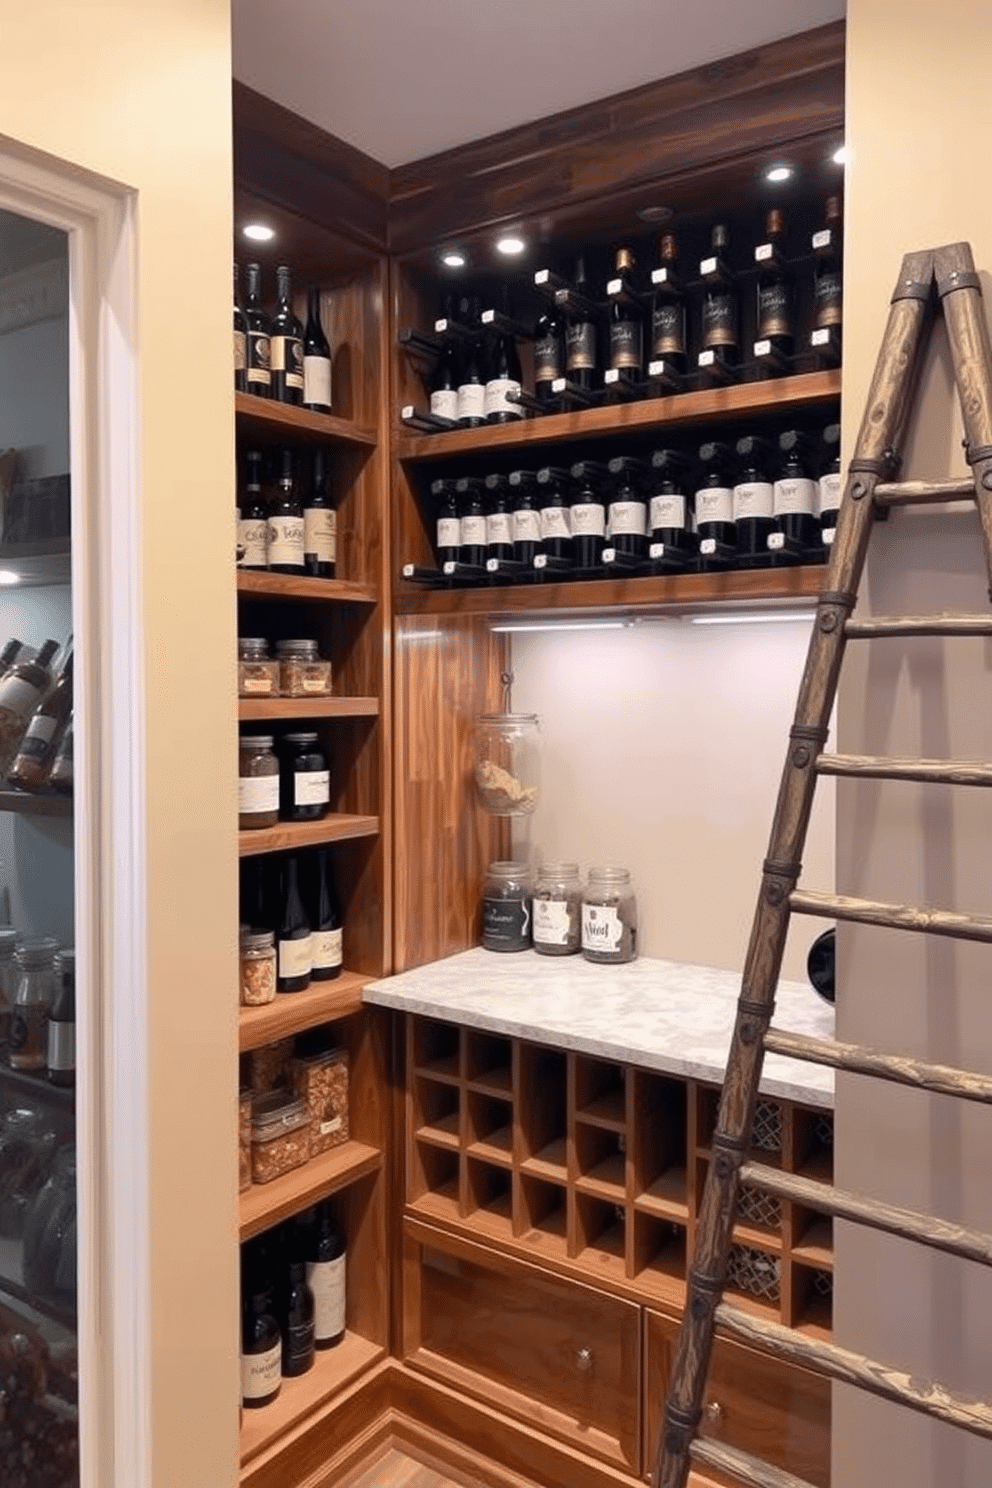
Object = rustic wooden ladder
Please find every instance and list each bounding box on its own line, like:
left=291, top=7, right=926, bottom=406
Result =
left=653, top=240, right=992, bottom=1488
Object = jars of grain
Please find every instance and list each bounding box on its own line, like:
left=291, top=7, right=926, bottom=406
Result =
left=250, top=1092, right=311, bottom=1183
left=276, top=639, right=332, bottom=698
left=239, top=735, right=279, bottom=830
left=239, top=929, right=277, bottom=1006
left=481, top=861, right=532, bottom=952
left=581, top=867, right=638, bottom=964
left=238, top=638, right=280, bottom=698
left=533, top=863, right=582, bottom=956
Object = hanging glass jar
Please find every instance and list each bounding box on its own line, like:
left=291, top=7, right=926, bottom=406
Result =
left=474, top=673, right=541, bottom=817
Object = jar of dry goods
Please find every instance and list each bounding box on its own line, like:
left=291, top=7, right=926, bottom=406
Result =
left=292, top=1047, right=349, bottom=1156
left=250, top=1091, right=311, bottom=1184
left=239, top=929, right=277, bottom=1006
left=238, top=638, right=280, bottom=698
left=9, top=936, right=58, bottom=1072
left=238, top=734, right=279, bottom=830
left=278, top=732, right=330, bottom=821
left=533, top=863, right=582, bottom=956
left=481, top=861, right=532, bottom=952
left=474, top=712, right=541, bottom=815
left=581, top=867, right=638, bottom=964
left=276, top=639, right=332, bottom=698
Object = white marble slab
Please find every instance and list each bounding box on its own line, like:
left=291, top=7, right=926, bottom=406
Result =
left=365, top=948, right=835, bottom=1109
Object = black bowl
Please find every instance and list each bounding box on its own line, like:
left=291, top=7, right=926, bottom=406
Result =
left=806, top=928, right=835, bottom=1004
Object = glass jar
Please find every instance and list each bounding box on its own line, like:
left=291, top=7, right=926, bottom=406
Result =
left=481, top=861, right=532, bottom=952
left=276, top=639, right=333, bottom=698
left=239, top=734, right=279, bottom=830
left=278, top=732, right=330, bottom=822
left=22, top=1146, right=76, bottom=1304
left=9, top=936, right=58, bottom=1071
left=250, top=1092, right=311, bottom=1184
left=0, top=1101, right=57, bottom=1238
left=533, top=863, right=582, bottom=956
left=238, top=638, right=280, bottom=698
left=0, top=927, right=21, bottom=1042
left=474, top=712, right=541, bottom=816
left=240, top=929, right=277, bottom=1007
left=581, top=867, right=638, bottom=964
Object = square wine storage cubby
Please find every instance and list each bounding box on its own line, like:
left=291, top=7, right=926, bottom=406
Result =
left=519, top=1175, right=568, bottom=1257
left=633, top=1214, right=688, bottom=1289
left=465, top=1030, right=513, bottom=1093
left=466, top=1157, right=513, bottom=1233
left=574, top=1194, right=626, bottom=1277
left=466, top=1090, right=513, bottom=1163
left=413, top=1075, right=460, bottom=1148
left=412, top=1016, right=462, bottom=1082
left=519, top=1046, right=567, bottom=1176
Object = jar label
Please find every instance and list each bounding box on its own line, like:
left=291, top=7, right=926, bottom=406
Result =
left=456, top=382, right=486, bottom=421
left=482, top=895, right=530, bottom=949
left=295, top=769, right=330, bottom=807
left=565, top=321, right=596, bottom=373
left=819, top=471, right=842, bottom=515
left=430, top=388, right=459, bottom=421
left=486, top=512, right=512, bottom=547
left=540, top=506, right=571, bottom=541
left=582, top=902, right=623, bottom=953
left=304, top=507, right=336, bottom=564
left=312, top=927, right=343, bottom=970
left=239, top=774, right=279, bottom=815
left=533, top=897, right=572, bottom=947
left=774, top=478, right=816, bottom=516
left=234, top=330, right=247, bottom=372
left=571, top=503, right=605, bottom=537
left=0, top=676, right=44, bottom=719
left=301, top=674, right=330, bottom=694
left=437, top=517, right=460, bottom=550
left=279, top=934, right=313, bottom=979
left=696, top=487, right=733, bottom=524
left=460, top=515, right=487, bottom=547
left=650, top=494, right=686, bottom=530
left=267, top=515, right=305, bottom=566
left=238, top=517, right=268, bottom=567
left=47, top=1020, right=75, bottom=1072
left=303, top=354, right=332, bottom=408
left=240, top=672, right=276, bottom=696
left=308, top=1254, right=346, bottom=1341
left=733, top=482, right=774, bottom=520
left=242, top=1342, right=282, bottom=1401
left=483, top=378, right=523, bottom=418
left=608, top=500, right=646, bottom=537
left=512, top=509, right=540, bottom=544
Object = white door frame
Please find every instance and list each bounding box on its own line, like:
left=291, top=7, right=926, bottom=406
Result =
left=0, top=133, right=148, bottom=1488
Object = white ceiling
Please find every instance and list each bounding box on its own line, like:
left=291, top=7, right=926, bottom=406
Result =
left=232, top=0, right=846, bottom=170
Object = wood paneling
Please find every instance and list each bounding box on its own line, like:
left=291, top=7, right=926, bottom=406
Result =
left=238, top=697, right=379, bottom=721
left=240, top=1360, right=393, bottom=1488
left=236, top=571, right=376, bottom=605
left=235, top=390, right=376, bottom=448
left=238, top=814, right=379, bottom=857
left=238, top=972, right=369, bottom=1051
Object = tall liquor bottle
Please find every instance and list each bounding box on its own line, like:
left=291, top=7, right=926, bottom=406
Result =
left=772, top=430, right=820, bottom=558
left=281, top=1251, right=315, bottom=1378
left=484, top=288, right=523, bottom=425
left=307, top=847, right=342, bottom=982
left=484, top=473, right=514, bottom=564
left=607, top=247, right=644, bottom=384
left=535, top=467, right=573, bottom=564
left=302, top=286, right=332, bottom=412
left=508, top=470, right=540, bottom=569
left=456, top=477, right=487, bottom=568
left=455, top=297, right=486, bottom=428
left=606, top=457, right=648, bottom=560
left=304, top=449, right=336, bottom=578
left=244, top=262, right=272, bottom=398
left=238, top=450, right=268, bottom=570
left=563, top=256, right=598, bottom=392
left=271, top=264, right=305, bottom=406
left=733, top=435, right=776, bottom=565
left=650, top=234, right=687, bottom=372
left=241, top=1289, right=281, bottom=1409
left=533, top=296, right=564, bottom=403
left=754, top=209, right=793, bottom=356
left=694, top=442, right=736, bottom=550
left=266, top=450, right=305, bottom=575
left=699, top=225, right=738, bottom=371
left=233, top=262, right=247, bottom=393
left=812, top=196, right=844, bottom=355
left=9, top=644, right=74, bottom=790
left=429, top=296, right=460, bottom=423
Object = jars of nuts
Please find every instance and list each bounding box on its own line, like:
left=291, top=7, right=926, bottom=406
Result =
left=276, top=639, right=332, bottom=698
left=481, top=861, right=532, bottom=952
left=582, top=867, right=638, bottom=964
left=278, top=732, right=330, bottom=821
left=239, top=735, right=279, bottom=830
left=533, top=863, right=582, bottom=956
left=238, top=638, right=280, bottom=698
left=250, top=1092, right=311, bottom=1183
left=240, top=929, right=277, bottom=1006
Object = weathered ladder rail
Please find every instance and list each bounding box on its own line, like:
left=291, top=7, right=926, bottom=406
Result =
left=652, top=240, right=992, bottom=1488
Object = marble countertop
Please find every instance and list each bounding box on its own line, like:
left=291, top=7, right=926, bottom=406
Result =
left=364, top=948, right=834, bottom=1108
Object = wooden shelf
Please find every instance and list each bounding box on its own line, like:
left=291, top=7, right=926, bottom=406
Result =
left=240, top=1139, right=382, bottom=1240
left=0, top=790, right=72, bottom=819
left=235, top=391, right=376, bottom=449
left=396, top=370, right=840, bottom=463
left=239, top=814, right=379, bottom=857
left=237, top=571, right=377, bottom=605
left=238, top=696, right=379, bottom=722
left=239, top=1331, right=385, bottom=1466
left=238, top=970, right=369, bottom=1051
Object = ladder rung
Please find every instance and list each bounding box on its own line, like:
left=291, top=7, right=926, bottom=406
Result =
left=763, top=1026, right=992, bottom=1105
left=689, top=1438, right=815, bottom=1488
left=874, top=476, right=975, bottom=506
left=790, top=887, right=992, bottom=943
left=739, top=1161, right=992, bottom=1266
left=845, top=614, right=992, bottom=638
left=816, top=752, right=992, bottom=786
left=714, top=1302, right=992, bottom=1440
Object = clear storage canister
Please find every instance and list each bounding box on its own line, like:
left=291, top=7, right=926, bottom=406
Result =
left=481, top=861, right=532, bottom=952
left=9, top=936, right=59, bottom=1071
left=474, top=712, right=541, bottom=816
left=276, top=639, right=332, bottom=698
left=238, top=638, right=280, bottom=698
left=533, top=863, right=582, bottom=956
left=240, top=929, right=277, bottom=1006
left=581, top=867, right=638, bottom=964
left=239, top=734, right=279, bottom=830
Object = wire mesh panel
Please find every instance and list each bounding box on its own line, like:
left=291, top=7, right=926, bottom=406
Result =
left=750, top=1099, right=783, bottom=1153
left=736, top=1184, right=782, bottom=1231
left=726, top=1244, right=781, bottom=1302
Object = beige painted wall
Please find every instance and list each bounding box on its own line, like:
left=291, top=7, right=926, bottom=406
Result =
left=0, top=4, right=238, bottom=1486
left=837, top=2, right=992, bottom=1482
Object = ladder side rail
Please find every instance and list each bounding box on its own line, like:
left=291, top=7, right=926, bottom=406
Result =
left=935, top=244, right=992, bottom=592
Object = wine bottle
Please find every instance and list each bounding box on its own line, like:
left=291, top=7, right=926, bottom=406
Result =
left=271, top=264, right=305, bottom=406
left=267, top=450, right=305, bottom=574
left=535, top=467, right=573, bottom=564
left=484, top=473, right=513, bottom=564
left=244, top=263, right=272, bottom=398
left=240, top=855, right=273, bottom=932
left=695, top=442, right=736, bottom=549
left=233, top=262, right=247, bottom=393
left=276, top=854, right=312, bottom=993
left=281, top=1255, right=316, bottom=1378
left=429, top=298, right=461, bottom=423
left=456, top=297, right=486, bottom=428
left=607, top=247, right=644, bottom=383
left=456, top=477, right=487, bottom=568
left=302, top=286, right=332, bottom=413
left=813, top=196, right=844, bottom=351
left=533, top=297, right=564, bottom=403
left=819, top=423, right=842, bottom=546
left=755, top=209, right=793, bottom=356
left=484, top=288, right=523, bottom=424
left=304, top=449, right=336, bottom=578
left=238, top=450, right=268, bottom=570
left=772, top=430, right=820, bottom=558
left=306, top=1200, right=346, bottom=1349
left=0, top=640, right=60, bottom=777
left=46, top=947, right=75, bottom=1088
left=0, top=639, right=24, bottom=678
left=569, top=460, right=608, bottom=571
left=650, top=234, right=687, bottom=371
left=606, top=457, right=648, bottom=559
left=432, top=478, right=460, bottom=568
left=308, top=848, right=343, bottom=982
left=508, top=470, right=540, bottom=569
left=733, top=435, right=776, bottom=565
left=699, top=225, right=738, bottom=369
left=241, top=1289, right=282, bottom=1409
left=649, top=450, right=694, bottom=553
left=9, top=643, right=73, bottom=790
left=564, top=256, right=598, bottom=392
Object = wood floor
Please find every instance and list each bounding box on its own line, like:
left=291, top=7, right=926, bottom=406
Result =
left=348, top=1448, right=487, bottom=1488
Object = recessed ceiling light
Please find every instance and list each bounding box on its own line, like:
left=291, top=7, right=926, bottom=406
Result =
left=440, top=251, right=466, bottom=268
left=495, top=235, right=526, bottom=256
left=832, top=145, right=849, bottom=166
left=636, top=205, right=674, bottom=224
left=243, top=223, right=275, bottom=242
left=764, top=165, right=793, bottom=184
left=0, top=571, right=20, bottom=587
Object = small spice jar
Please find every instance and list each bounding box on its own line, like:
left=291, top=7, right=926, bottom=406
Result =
left=238, top=638, right=280, bottom=698
left=481, top=861, right=532, bottom=952
left=250, top=1091, right=311, bottom=1184
left=533, top=863, right=582, bottom=956
left=240, top=929, right=277, bottom=1006
left=239, top=734, right=279, bottom=830
left=278, top=732, right=330, bottom=821
left=276, top=639, right=332, bottom=698
left=582, top=867, right=638, bottom=964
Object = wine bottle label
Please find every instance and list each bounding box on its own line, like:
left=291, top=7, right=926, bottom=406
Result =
left=607, top=501, right=646, bottom=537
left=14, top=714, right=58, bottom=763
left=247, top=332, right=271, bottom=385
left=482, top=895, right=530, bottom=947
left=540, top=506, right=571, bottom=541
left=570, top=503, right=605, bottom=537
left=819, top=471, right=842, bottom=516
left=534, top=333, right=563, bottom=383
left=533, top=897, right=571, bottom=947
left=430, top=388, right=459, bottom=420
left=271, top=334, right=305, bottom=389
left=303, top=354, right=332, bottom=408
left=0, top=676, right=45, bottom=718
left=307, top=1254, right=346, bottom=1341
left=239, top=774, right=279, bottom=815
left=312, top=926, right=343, bottom=970
left=650, top=494, right=686, bottom=531
left=512, top=509, right=540, bottom=544
left=774, top=478, right=817, bottom=516
left=486, top=512, right=512, bottom=547
left=582, top=903, right=623, bottom=953
left=695, top=487, right=734, bottom=524
left=278, top=934, right=313, bottom=979
left=47, top=1020, right=75, bottom=1072
left=295, top=769, right=330, bottom=807
left=304, top=508, right=336, bottom=564
left=652, top=302, right=685, bottom=357
left=460, top=515, right=486, bottom=547
left=242, top=1342, right=281, bottom=1402
left=701, top=292, right=737, bottom=348
left=609, top=320, right=643, bottom=370
left=734, top=482, right=774, bottom=520
left=456, top=382, right=486, bottom=421
left=437, top=517, right=460, bottom=550
left=285, top=1317, right=316, bottom=1367
left=267, top=515, right=305, bottom=567
left=234, top=329, right=246, bottom=372
left=814, top=271, right=843, bottom=327
left=565, top=322, right=596, bottom=372
left=238, top=517, right=268, bottom=568
left=483, top=378, right=523, bottom=418
left=757, top=282, right=791, bottom=338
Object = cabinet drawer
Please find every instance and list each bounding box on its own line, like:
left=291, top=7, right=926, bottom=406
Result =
left=643, top=1308, right=830, bottom=1487
left=404, top=1222, right=640, bottom=1472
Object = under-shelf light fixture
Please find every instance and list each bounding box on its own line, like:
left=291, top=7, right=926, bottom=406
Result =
left=495, top=235, right=526, bottom=256
left=243, top=222, right=275, bottom=242
left=686, top=609, right=816, bottom=626
left=0, top=571, right=20, bottom=587
left=490, top=618, right=626, bottom=634
left=764, top=164, right=794, bottom=184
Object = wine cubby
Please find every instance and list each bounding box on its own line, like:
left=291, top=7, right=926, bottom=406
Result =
left=404, top=1014, right=834, bottom=1334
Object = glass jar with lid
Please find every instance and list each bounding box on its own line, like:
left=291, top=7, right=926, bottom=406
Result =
left=278, top=732, right=330, bottom=821
left=238, top=638, right=280, bottom=698
left=581, top=867, right=638, bottom=964
left=240, top=929, right=277, bottom=1006
left=239, top=734, right=279, bottom=830
left=9, top=936, right=59, bottom=1071
left=474, top=712, right=541, bottom=816
left=276, top=639, right=332, bottom=698
left=533, top=863, right=582, bottom=956
left=481, top=861, right=533, bottom=952
left=0, top=927, right=21, bottom=1041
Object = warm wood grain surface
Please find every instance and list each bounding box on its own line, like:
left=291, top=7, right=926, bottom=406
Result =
left=240, top=1333, right=386, bottom=1464
left=238, top=971, right=369, bottom=1051
left=235, top=390, right=377, bottom=448
left=239, top=1140, right=382, bottom=1239
left=238, top=696, right=379, bottom=722
left=238, top=813, right=379, bottom=857
left=236, top=571, right=377, bottom=605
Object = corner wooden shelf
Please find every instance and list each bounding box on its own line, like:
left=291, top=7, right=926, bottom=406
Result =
left=235, top=391, right=376, bottom=449
left=238, top=696, right=379, bottom=723
left=239, top=1331, right=385, bottom=1467
left=395, top=369, right=841, bottom=463
left=237, top=571, right=377, bottom=604
left=238, top=970, right=370, bottom=1051
left=239, top=814, right=379, bottom=857
left=0, top=790, right=73, bottom=819
left=240, top=1139, right=382, bottom=1240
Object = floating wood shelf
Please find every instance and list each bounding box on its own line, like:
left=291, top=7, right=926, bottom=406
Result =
left=235, top=391, right=377, bottom=448
left=240, top=1140, right=382, bottom=1240
left=238, top=971, right=369, bottom=1051
left=238, top=814, right=379, bottom=857
left=0, top=790, right=73, bottom=819
left=237, top=571, right=377, bottom=605
left=396, top=370, right=841, bottom=463
left=239, top=1332, right=385, bottom=1466
left=238, top=696, right=379, bottom=723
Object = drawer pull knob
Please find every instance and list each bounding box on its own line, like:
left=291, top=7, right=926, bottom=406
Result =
left=575, top=1347, right=594, bottom=1372
left=704, top=1400, right=723, bottom=1424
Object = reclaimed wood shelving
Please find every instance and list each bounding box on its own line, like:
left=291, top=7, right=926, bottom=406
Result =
left=238, top=814, right=379, bottom=858
left=238, top=970, right=370, bottom=1052
left=240, top=1139, right=382, bottom=1241
left=235, top=390, right=376, bottom=449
